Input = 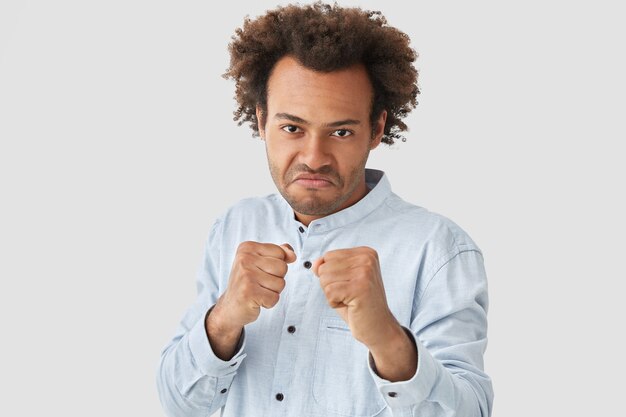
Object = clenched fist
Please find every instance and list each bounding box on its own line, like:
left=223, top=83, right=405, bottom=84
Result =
left=312, top=246, right=400, bottom=351
left=206, top=241, right=296, bottom=359
left=313, top=246, right=417, bottom=381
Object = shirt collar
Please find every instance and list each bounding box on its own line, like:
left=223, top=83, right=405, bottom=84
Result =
left=279, top=168, right=392, bottom=234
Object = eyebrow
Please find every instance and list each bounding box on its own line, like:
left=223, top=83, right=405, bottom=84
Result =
left=273, top=112, right=361, bottom=128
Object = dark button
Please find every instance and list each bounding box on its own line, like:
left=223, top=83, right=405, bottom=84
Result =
left=230, top=362, right=237, bottom=367
left=275, top=393, right=284, bottom=401
left=388, top=392, right=398, bottom=398
left=298, top=226, right=305, bottom=233
left=287, top=325, right=296, bottom=334
left=220, top=388, right=227, bottom=394
left=303, top=261, right=312, bottom=269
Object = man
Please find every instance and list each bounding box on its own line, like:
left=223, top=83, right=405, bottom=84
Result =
left=157, top=2, right=493, bottom=416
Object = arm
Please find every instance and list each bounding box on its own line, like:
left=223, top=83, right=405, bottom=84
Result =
left=205, top=300, right=245, bottom=360
left=156, top=221, right=296, bottom=417
left=368, top=321, right=417, bottom=382
left=156, top=220, right=248, bottom=417
left=157, top=304, right=247, bottom=417
left=367, top=250, right=493, bottom=417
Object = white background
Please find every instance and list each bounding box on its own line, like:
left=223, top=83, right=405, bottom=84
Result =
left=1, top=1, right=624, bottom=416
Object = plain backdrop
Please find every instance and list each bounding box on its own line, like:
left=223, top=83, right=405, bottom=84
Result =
left=1, top=1, right=624, bottom=416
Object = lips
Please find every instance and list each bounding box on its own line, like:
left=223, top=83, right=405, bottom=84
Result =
left=292, top=174, right=335, bottom=188
left=294, top=174, right=334, bottom=183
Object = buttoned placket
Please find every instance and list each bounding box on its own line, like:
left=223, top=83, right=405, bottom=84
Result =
left=266, top=220, right=323, bottom=416
left=262, top=170, right=391, bottom=414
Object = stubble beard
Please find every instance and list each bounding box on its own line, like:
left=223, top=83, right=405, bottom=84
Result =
left=267, top=153, right=369, bottom=217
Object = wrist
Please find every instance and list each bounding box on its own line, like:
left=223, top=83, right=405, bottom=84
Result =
left=367, top=321, right=407, bottom=357
left=206, top=302, right=243, bottom=339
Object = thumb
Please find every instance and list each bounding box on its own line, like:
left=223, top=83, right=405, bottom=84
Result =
left=279, top=243, right=297, bottom=264
left=311, top=257, right=324, bottom=277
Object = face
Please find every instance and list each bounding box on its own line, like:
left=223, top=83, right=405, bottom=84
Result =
left=257, top=56, right=387, bottom=226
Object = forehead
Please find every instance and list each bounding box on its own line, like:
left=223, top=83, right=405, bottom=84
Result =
left=265, top=55, right=374, bottom=121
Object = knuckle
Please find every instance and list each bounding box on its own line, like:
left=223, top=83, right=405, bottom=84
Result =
left=361, top=246, right=378, bottom=259
left=237, top=241, right=256, bottom=253
left=354, top=275, right=370, bottom=290
left=239, top=280, right=255, bottom=298
left=354, top=265, right=369, bottom=277
left=239, top=268, right=254, bottom=282
left=267, top=292, right=280, bottom=307
left=274, top=261, right=288, bottom=277
left=362, top=254, right=377, bottom=268
left=237, top=253, right=253, bottom=265
left=323, top=285, right=334, bottom=299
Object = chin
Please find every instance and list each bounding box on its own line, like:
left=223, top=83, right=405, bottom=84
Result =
left=294, top=196, right=346, bottom=216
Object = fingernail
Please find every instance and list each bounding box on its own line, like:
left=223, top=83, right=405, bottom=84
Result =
left=283, top=243, right=294, bottom=252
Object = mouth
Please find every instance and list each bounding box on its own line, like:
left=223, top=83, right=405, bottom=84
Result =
left=292, top=174, right=335, bottom=189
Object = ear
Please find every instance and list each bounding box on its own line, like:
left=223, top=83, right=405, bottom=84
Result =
left=370, top=110, right=387, bottom=150
left=256, top=105, right=266, bottom=140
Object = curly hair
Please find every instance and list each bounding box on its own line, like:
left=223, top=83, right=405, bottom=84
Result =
left=222, top=1, right=419, bottom=145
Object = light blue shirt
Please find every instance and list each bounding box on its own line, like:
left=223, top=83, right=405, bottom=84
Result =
left=157, top=169, right=493, bottom=417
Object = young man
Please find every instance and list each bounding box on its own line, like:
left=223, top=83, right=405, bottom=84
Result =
left=157, top=3, right=493, bottom=416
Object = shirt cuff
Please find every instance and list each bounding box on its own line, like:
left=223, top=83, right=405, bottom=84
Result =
left=188, top=304, right=247, bottom=377
left=367, top=326, right=439, bottom=408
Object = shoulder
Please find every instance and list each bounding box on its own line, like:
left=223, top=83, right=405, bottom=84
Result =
left=223, top=193, right=284, bottom=217
left=382, top=192, right=482, bottom=257
left=210, top=193, right=286, bottom=231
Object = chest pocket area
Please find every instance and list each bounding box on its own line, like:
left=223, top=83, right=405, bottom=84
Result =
left=312, top=317, right=387, bottom=417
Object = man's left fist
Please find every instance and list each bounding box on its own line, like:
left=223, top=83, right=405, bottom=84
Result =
left=312, top=246, right=400, bottom=350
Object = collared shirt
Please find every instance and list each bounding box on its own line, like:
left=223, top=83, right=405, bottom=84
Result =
left=157, top=169, right=493, bottom=417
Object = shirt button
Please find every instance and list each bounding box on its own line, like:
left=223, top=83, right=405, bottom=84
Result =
left=230, top=362, right=237, bottom=367
left=220, top=388, right=228, bottom=394
left=388, top=392, right=398, bottom=398
left=287, top=325, right=296, bottom=333
left=298, top=226, right=305, bottom=233
left=303, top=261, right=312, bottom=269
left=275, top=393, right=284, bottom=401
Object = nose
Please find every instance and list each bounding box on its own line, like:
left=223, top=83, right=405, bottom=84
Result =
left=298, top=133, right=332, bottom=171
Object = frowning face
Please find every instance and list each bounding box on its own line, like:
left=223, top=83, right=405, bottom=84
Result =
left=257, top=56, right=386, bottom=226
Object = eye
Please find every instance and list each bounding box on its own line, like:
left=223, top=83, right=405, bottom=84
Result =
left=332, top=129, right=353, bottom=138
left=281, top=125, right=301, bottom=133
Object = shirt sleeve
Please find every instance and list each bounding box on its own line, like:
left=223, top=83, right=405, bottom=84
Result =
left=367, top=249, right=494, bottom=417
left=156, top=219, right=248, bottom=417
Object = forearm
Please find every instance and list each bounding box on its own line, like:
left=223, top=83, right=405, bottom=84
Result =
left=157, top=306, right=247, bottom=417
left=369, top=324, right=417, bottom=382
left=367, top=250, right=493, bottom=416
left=157, top=326, right=222, bottom=417
left=367, top=328, right=491, bottom=417
left=205, top=302, right=244, bottom=361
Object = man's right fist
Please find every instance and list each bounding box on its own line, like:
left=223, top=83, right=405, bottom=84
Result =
left=211, top=241, right=297, bottom=333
